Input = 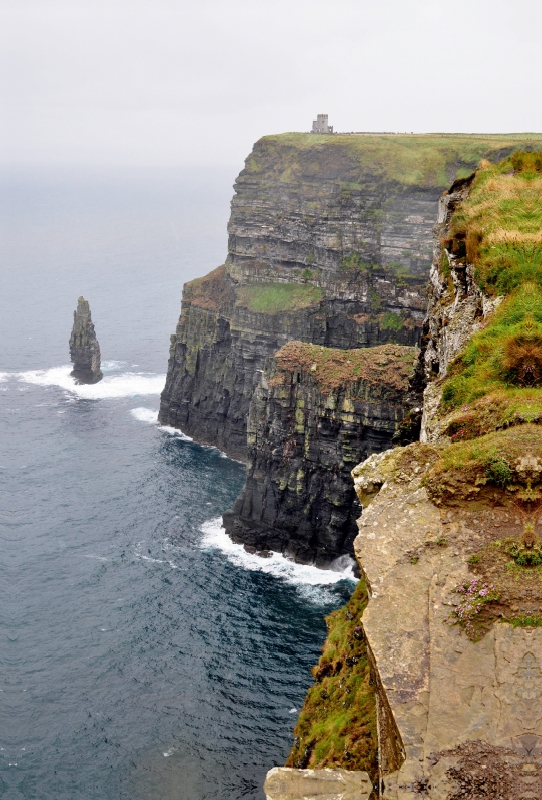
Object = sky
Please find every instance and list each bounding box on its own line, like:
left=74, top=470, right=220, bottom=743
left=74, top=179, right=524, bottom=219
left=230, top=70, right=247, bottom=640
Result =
left=2, top=0, right=542, bottom=170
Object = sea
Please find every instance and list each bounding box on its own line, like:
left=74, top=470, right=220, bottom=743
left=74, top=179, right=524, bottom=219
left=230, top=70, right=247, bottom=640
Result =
left=0, top=166, right=356, bottom=800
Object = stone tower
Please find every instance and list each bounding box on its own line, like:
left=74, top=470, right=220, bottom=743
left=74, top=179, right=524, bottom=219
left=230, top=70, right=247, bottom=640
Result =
left=311, top=113, right=333, bottom=133
left=69, top=297, right=103, bottom=384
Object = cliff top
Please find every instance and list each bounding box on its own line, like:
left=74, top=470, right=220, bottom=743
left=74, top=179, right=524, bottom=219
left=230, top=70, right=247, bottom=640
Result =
left=240, top=132, right=542, bottom=189
left=438, top=152, right=542, bottom=436
left=273, top=341, right=416, bottom=393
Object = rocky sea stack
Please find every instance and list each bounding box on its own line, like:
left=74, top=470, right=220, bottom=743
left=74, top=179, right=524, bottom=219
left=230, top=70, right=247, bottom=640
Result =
left=69, top=297, right=102, bottom=384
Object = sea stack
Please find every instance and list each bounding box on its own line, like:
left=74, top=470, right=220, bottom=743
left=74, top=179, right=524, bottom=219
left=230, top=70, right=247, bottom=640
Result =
left=69, top=297, right=103, bottom=384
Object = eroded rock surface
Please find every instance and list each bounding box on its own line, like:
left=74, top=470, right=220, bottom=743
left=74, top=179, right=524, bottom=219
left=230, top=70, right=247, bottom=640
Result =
left=264, top=767, right=372, bottom=800
left=69, top=296, right=102, bottom=384
left=223, top=341, right=416, bottom=564
left=353, top=448, right=542, bottom=798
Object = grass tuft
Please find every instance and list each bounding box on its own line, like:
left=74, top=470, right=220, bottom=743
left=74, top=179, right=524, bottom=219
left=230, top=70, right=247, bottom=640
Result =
left=285, top=581, right=378, bottom=777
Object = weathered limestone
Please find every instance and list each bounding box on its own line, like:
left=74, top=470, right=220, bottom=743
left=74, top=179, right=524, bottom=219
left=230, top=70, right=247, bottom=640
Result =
left=160, top=134, right=487, bottom=459
left=352, top=449, right=542, bottom=798
left=223, top=342, right=416, bottom=565
left=69, top=296, right=102, bottom=384
left=264, top=767, right=372, bottom=800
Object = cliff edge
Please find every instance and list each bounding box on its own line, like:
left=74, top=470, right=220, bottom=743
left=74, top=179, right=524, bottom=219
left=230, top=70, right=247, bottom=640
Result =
left=275, top=150, right=542, bottom=800
left=223, top=341, right=416, bottom=565
left=159, top=134, right=542, bottom=461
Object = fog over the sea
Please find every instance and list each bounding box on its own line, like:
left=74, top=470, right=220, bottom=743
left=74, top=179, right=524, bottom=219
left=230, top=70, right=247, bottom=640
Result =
left=1, top=0, right=541, bottom=169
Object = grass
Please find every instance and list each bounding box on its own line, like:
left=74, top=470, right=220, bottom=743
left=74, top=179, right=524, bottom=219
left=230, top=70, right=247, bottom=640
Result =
left=242, top=133, right=542, bottom=189
left=379, top=311, right=405, bottom=332
left=423, top=425, right=542, bottom=505
left=446, top=152, right=542, bottom=295
left=235, top=282, right=324, bottom=314
left=272, top=341, right=416, bottom=394
left=438, top=153, right=542, bottom=433
left=446, top=534, right=542, bottom=639
left=285, top=581, right=378, bottom=778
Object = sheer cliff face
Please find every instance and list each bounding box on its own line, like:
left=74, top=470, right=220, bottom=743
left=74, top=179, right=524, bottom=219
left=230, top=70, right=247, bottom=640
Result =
left=223, top=341, right=416, bottom=565
left=349, top=152, right=542, bottom=796
left=159, top=134, right=533, bottom=459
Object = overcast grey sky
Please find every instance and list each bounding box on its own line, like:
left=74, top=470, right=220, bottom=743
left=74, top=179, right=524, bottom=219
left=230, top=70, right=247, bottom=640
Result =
left=2, top=0, right=541, bottom=169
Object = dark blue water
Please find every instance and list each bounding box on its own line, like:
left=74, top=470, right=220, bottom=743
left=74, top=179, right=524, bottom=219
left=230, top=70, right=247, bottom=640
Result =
left=1, top=167, right=355, bottom=800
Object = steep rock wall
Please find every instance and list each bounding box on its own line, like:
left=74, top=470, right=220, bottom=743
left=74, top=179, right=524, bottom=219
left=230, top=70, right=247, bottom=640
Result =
left=223, top=341, right=416, bottom=565
left=272, top=148, right=542, bottom=799
left=159, top=134, right=541, bottom=459
left=350, top=152, right=542, bottom=797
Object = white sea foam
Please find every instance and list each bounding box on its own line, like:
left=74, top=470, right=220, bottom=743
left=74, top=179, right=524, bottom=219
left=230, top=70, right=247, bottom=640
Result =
left=131, top=407, right=159, bottom=423
left=0, top=373, right=8, bottom=383
left=18, top=366, right=165, bottom=399
left=200, top=518, right=356, bottom=593
left=158, top=424, right=194, bottom=441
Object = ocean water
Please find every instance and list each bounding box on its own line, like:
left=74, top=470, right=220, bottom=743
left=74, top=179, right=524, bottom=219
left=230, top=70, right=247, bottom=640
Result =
left=0, top=167, right=356, bottom=800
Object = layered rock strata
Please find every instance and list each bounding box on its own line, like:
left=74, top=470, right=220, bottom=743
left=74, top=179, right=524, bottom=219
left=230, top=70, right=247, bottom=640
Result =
left=159, top=134, right=540, bottom=460
left=69, top=296, right=102, bottom=384
left=273, top=150, right=542, bottom=799
left=223, top=341, right=416, bottom=565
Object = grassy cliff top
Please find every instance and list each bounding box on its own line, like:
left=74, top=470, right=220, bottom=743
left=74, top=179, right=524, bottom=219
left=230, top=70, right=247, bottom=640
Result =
left=439, top=153, right=542, bottom=431
left=239, top=132, right=542, bottom=189
left=273, top=341, right=416, bottom=393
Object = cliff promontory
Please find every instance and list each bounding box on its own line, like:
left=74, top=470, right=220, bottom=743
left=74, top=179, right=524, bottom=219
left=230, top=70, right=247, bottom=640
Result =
left=223, top=341, right=416, bottom=565
left=159, top=134, right=540, bottom=461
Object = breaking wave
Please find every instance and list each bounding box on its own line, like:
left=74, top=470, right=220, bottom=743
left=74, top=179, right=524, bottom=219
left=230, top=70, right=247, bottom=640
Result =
left=17, top=366, right=165, bottom=399
left=130, top=407, right=159, bottom=423
left=200, top=518, right=356, bottom=601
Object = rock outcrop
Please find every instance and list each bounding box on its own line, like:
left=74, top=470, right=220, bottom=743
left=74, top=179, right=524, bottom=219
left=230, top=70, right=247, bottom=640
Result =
left=223, top=341, right=417, bottom=565
left=264, top=768, right=372, bottom=800
left=69, top=296, right=102, bottom=384
left=159, top=134, right=540, bottom=460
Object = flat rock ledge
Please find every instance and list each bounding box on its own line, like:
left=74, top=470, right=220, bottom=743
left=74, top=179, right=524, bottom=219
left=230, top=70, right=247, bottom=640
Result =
left=263, top=767, right=373, bottom=800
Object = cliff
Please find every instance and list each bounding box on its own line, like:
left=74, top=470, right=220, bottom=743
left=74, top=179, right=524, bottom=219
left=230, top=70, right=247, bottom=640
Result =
left=223, top=341, right=416, bottom=565
left=275, top=150, right=542, bottom=800
left=159, top=134, right=542, bottom=461
left=69, top=296, right=102, bottom=384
